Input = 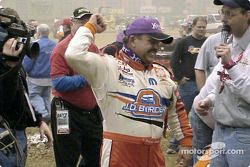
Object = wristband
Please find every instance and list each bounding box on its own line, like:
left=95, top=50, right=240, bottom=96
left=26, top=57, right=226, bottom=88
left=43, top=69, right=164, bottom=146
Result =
left=84, top=22, right=96, bottom=35
left=223, top=59, right=236, bottom=69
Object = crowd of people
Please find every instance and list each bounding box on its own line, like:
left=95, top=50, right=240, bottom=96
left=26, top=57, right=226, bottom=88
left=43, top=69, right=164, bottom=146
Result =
left=0, top=0, right=250, bottom=167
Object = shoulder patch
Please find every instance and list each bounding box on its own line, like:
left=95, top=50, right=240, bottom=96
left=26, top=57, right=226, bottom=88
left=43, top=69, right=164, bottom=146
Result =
left=153, top=62, right=173, bottom=79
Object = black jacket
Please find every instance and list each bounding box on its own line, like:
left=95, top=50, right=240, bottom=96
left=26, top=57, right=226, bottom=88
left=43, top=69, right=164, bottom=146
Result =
left=0, top=58, right=42, bottom=129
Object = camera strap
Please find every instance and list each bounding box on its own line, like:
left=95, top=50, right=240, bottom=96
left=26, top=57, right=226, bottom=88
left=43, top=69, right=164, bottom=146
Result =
left=0, top=53, right=20, bottom=62
left=0, top=54, right=23, bottom=81
left=20, top=82, right=37, bottom=122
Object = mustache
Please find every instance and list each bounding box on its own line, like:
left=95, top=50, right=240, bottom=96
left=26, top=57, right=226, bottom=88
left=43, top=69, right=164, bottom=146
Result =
left=148, top=49, right=158, bottom=53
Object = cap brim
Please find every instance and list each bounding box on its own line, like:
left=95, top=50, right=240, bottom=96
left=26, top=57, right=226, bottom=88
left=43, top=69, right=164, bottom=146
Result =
left=149, top=33, right=173, bottom=44
left=213, top=0, right=240, bottom=8
left=73, top=13, right=92, bottom=19
left=214, top=0, right=223, bottom=5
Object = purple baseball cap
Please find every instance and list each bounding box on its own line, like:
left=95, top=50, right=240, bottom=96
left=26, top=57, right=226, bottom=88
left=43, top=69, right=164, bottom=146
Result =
left=214, top=0, right=250, bottom=10
left=116, top=31, right=125, bottom=43
left=124, top=16, right=173, bottom=44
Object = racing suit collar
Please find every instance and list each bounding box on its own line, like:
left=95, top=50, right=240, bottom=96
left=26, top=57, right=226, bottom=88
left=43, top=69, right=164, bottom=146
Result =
left=118, top=46, right=153, bottom=71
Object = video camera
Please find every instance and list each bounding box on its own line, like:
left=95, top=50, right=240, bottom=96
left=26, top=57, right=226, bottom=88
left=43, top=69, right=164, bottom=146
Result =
left=0, top=12, right=39, bottom=59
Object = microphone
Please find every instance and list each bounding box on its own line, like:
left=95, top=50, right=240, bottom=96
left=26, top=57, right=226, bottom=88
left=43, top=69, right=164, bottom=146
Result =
left=221, top=25, right=231, bottom=44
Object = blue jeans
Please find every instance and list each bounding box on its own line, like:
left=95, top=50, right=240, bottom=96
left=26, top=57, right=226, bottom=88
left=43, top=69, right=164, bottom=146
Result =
left=28, top=80, right=51, bottom=117
left=168, top=136, right=179, bottom=151
left=0, top=129, right=27, bottom=167
left=210, top=123, right=250, bottom=167
left=189, top=108, right=213, bottom=164
left=178, top=80, right=199, bottom=112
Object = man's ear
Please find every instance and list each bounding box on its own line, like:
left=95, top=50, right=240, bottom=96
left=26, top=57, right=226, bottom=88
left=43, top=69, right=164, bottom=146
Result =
left=128, top=35, right=136, bottom=48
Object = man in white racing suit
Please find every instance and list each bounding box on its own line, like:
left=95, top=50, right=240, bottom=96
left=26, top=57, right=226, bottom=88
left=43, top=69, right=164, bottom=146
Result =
left=65, top=14, right=193, bottom=167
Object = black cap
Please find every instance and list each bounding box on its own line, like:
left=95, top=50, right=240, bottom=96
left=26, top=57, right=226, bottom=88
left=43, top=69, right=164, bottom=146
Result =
left=72, top=7, right=92, bottom=19
left=149, top=33, right=174, bottom=44
left=214, top=0, right=250, bottom=10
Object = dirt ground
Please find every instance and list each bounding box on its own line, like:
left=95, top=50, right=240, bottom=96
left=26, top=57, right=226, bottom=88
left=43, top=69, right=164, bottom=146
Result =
left=26, top=127, right=177, bottom=167
left=26, top=29, right=180, bottom=167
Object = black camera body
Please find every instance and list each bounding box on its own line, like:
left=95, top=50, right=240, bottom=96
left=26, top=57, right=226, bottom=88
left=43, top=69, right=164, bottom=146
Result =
left=0, top=13, right=39, bottom=59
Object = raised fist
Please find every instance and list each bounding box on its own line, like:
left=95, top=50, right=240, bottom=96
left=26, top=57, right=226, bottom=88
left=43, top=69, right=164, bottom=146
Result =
left=88, top=14, right=107, bottom=33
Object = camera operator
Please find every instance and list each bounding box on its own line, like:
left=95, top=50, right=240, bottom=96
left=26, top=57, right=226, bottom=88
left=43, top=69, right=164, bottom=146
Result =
left=0, top=8, right=53, bottom=167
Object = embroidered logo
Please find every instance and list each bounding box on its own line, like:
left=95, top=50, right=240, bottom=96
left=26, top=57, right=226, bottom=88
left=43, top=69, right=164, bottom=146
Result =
left=119, top=73, right=135, bottom=87
left=151, top=22, right=161, bottom=30
left=118, top=65, right=133, bottom=76
left=108, top=89, right=170, bottom=119
left=122, top=89, right=169, bottom=118
left=149, top=78, right=157, bottom=85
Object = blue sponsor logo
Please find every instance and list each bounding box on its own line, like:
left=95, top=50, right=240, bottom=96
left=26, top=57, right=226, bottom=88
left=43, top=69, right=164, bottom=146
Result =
left=121, top=89, right=170, bottom=118
left=148, top=78, right=157, bottom=85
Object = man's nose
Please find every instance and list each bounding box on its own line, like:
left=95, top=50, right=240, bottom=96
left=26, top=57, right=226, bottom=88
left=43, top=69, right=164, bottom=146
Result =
left=153, top=42, right=160, bottom=50
left=221, top=15, right=229, bottom=25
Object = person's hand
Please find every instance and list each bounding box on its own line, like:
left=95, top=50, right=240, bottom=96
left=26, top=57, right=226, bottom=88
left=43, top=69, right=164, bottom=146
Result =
left=178, top=77, right=190, bottom=85
left=176, top=146, right=192, bottom=167
left=214, top=43, right=231, bottom=65
left=3, top=38, right=23, bottom=57
left=195, top=97, right=212, bottom=116
left=88, top=14, right=107, bottom=33
left=2, top=38, right=24, bottom=67
left=39, top=121, right=53, bottom=148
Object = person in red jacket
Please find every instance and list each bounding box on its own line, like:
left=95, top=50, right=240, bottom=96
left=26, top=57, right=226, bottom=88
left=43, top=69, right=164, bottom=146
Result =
left=50, top=7, right=103, bottom=167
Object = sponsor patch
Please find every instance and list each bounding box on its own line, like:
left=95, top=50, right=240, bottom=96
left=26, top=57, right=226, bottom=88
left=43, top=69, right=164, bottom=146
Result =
left=122, top=89, right=169, bottom=118
left=148, top=78, right=157, bottom=85
left=118, top=65, right=133, bottom=76
left=108, top=89, right=170, bottom=119
left=119, top=73, right=135, bottom=87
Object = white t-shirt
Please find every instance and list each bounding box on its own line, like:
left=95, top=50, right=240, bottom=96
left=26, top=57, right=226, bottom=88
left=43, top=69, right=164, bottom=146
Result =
left=195, top=33, right=221, bottom=77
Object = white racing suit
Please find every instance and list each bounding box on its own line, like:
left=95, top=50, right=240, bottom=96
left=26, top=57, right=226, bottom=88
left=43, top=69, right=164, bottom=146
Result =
left=65, top=26, right=192, bottom=167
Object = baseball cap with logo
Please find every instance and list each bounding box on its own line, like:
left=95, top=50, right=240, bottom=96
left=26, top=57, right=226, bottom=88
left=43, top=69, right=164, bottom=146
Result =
left=62, top=18, right=72, bottom=26
left=214, top=0, right=250, bottom=10
left=116, top=32, right=125, bottom=43
left=72, top=7, right=92, bottom=19
left=124, top=16, right=173, bottom=44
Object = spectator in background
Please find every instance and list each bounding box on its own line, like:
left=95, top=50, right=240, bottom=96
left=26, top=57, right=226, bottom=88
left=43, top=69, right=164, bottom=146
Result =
left=27, top=19, right=39, bottom=40
left=59, top=18, right=72, bottom=42
left=23, top=23, right=56, bottom=123
left=190, top=33, right=221, bottom=165
left=101, top=31, right=124, bottom=57
left=169, top=16, right=207, bottom=154
left=195, top=32, right=226, bottom=90
left=50, top=7, right=102, bottom=167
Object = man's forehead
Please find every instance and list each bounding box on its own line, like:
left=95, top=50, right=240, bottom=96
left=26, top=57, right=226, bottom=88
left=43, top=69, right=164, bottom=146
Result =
left=222, top=5, right=242, bottom=10
left=140, top=34, right=160, bottom=42
left=71, top=18, right=86, bottom=23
